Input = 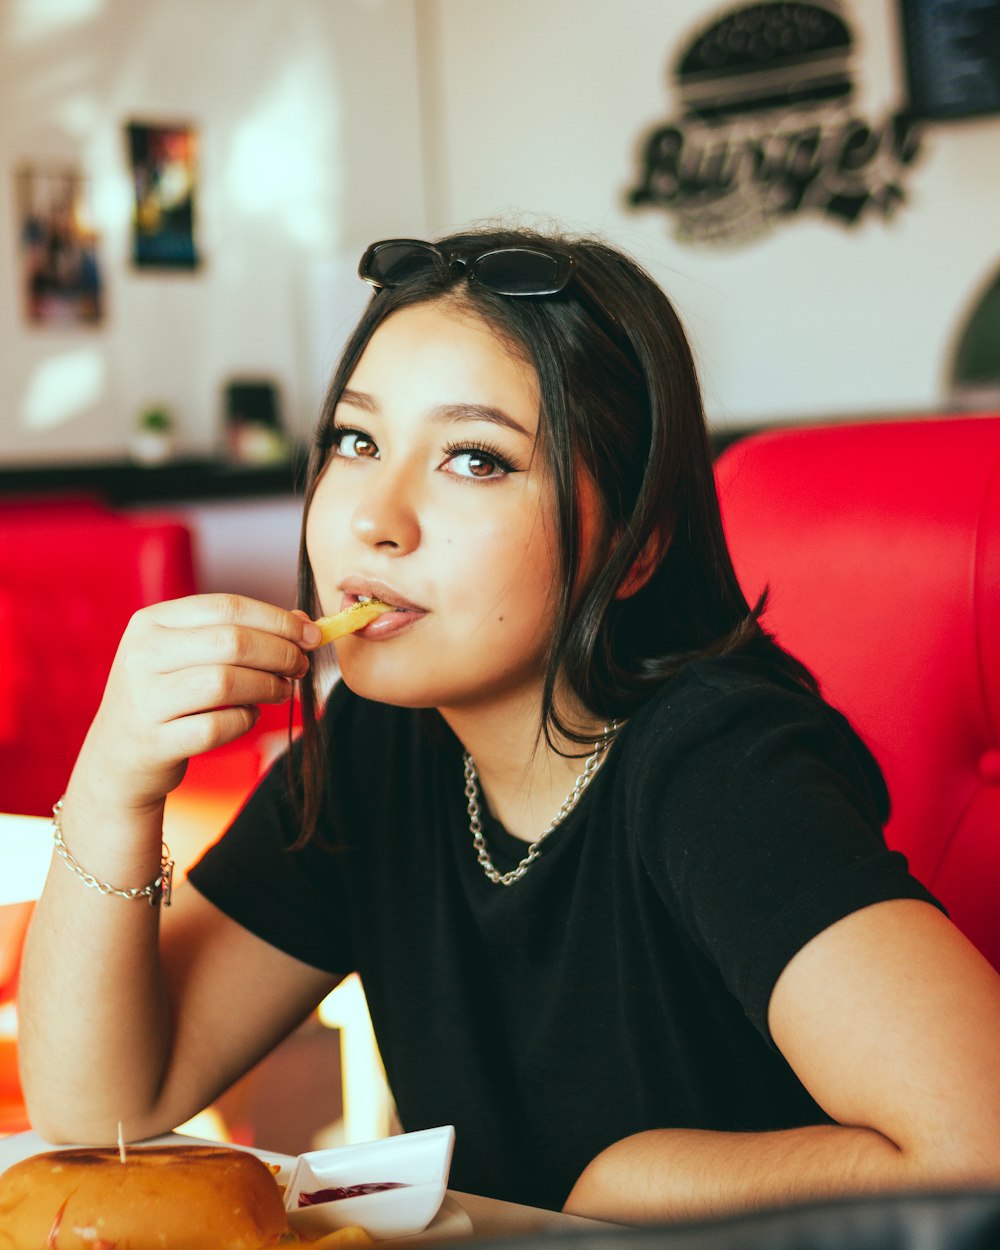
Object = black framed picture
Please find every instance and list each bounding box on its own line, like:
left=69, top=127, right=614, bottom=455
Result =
left=126, top=121, right=199, bottom=269
left=898, top=0, right=1000, bottom=121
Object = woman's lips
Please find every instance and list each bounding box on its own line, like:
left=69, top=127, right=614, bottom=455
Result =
left=354, top=605, right=423, bottom=639
left=338, top=578, right=425, bottom=613
left=336, top=583, right=427, bottom=639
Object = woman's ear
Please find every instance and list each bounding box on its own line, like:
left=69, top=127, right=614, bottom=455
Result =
left=614, top=530, right=669, bottom=600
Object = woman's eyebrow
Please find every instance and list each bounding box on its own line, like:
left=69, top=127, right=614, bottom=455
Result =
left=338, top=387, right=378, bottom=412
left=338, top=391, right=533, bottom=441
left=430, top=402, right=533, bottom=440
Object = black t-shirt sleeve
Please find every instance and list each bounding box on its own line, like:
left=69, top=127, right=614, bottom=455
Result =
left=186, top=685, right=356, bottom=976
left=630, top=663, right=942, bottom=1041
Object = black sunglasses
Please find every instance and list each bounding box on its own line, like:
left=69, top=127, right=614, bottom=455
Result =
left=359, top=238, right=575, bottom=297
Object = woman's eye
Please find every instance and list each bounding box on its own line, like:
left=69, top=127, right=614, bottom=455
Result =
left=333, top=429, right=379, bottom=460
left=443, top=446, right=515, bottom=481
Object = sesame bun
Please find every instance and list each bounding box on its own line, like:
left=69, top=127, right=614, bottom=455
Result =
left=0, top=1143, right=290, bottom=1250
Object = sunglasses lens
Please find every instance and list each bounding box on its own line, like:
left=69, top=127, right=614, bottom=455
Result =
left=362, top=241, right=443, bottom=288
left=471, top=248, right=570, bottom=296
left=360, top=240, right=573, bottom=297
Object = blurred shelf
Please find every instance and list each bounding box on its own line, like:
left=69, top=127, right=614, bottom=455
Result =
left=0, top=449, right=310, bottom=505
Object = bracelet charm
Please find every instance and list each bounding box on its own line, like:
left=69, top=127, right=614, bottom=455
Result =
left=51, top=797, right=174, bottom=907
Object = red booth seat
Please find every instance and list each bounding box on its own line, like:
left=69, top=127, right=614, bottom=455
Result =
left=716, top=414, right=1000, bottom=973
left=0, top=503, right=197, bottom=817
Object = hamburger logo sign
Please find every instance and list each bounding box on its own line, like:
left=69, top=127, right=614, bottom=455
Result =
left=628, top=0, right=922, bottom=245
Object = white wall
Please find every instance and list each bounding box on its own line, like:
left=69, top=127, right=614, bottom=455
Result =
left=130, top=494, right=302, bottom=605
left=425, top=0, right=1000, bottom=425
left=2, top=0, right=999, bottom=466
left=0, top=0, right=428, bottom=464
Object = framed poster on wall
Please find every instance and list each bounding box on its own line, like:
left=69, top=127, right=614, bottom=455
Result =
left=126, top=121, right=199, bottom=269
left=14, top=164, right=103, bottom=327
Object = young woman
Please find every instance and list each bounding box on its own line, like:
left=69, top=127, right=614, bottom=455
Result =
left=19, top=228, right=1000, bottom=1222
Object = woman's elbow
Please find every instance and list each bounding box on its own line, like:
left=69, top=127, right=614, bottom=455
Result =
left=903, top=1123, right=1000, bottom=1192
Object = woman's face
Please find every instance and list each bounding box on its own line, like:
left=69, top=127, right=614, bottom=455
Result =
left=306, top=299, right=586, bottom=717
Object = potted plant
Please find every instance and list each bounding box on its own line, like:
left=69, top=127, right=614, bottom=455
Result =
left=131, top=406, right=175, bottom=464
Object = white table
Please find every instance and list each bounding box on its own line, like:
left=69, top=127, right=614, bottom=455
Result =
left=0, top=1130, right=614, bottom=1239
left=0, top=812, right=51, bottom=906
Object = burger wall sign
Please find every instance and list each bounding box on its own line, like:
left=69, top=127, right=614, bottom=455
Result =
left=627, top=0, right=923, bottom=245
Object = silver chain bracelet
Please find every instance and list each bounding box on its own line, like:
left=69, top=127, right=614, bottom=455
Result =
left=51, top=797, right=174, bottom=907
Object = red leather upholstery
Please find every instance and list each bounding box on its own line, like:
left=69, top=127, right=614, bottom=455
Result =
left=715, top=415, right=1000, bottom=972
left=0, top=503, right=197, bottom=817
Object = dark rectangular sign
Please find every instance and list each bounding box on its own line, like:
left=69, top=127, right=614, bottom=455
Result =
left=899, top=0, right=1000, bottom=120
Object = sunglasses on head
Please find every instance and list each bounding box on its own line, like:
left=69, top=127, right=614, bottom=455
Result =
left=358, top=238, right=575, bottom=297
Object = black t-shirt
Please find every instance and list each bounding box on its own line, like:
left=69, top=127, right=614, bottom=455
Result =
left=188, top=656, right=939, bottom=1211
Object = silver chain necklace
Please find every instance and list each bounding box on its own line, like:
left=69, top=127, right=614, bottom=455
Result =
left=463, top=722, right=621, bottom=886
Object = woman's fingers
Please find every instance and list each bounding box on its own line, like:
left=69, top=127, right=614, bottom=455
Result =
left=116, top=595, right=317, bottom=703
left=124, top=598, right=313, bottom=727
left=132, top=620, right=310, bottom=684
left=146, top=664, right=295, bottom=727
left=82, top=595, right=317, bottom=803
left=160, top=704, right=266, bottom=760
left=142, top=592, right=321, bottom=645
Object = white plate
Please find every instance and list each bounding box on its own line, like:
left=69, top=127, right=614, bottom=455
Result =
left=0, top=1130, right=472, bottom=1243
left=284, top=1125, right=456, bottom=1240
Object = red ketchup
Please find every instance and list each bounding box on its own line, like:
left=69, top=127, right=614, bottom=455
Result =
left=298, top=1181, right=409, bottom=1207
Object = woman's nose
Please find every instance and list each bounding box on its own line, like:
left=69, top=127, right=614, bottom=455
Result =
left=350, top=470, right=420, bottom=553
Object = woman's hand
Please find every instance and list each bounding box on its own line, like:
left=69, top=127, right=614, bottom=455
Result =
left=72, top=594, right=322, bottom=813
left=19, top=595, right=328, bottom=1144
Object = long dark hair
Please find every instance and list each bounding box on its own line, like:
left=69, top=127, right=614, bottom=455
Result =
left=294, top=225, right=816, bottom=839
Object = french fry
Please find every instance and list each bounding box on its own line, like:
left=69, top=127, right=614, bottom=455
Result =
left=314, top=599, right=392, bottom=645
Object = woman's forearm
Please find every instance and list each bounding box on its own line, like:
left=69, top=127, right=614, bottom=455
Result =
left=18, top=595, right=320, bottom=1144
left=563, top=1122, right=993, bottom=1223
left=18, top=783, right=176, bottom=1144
